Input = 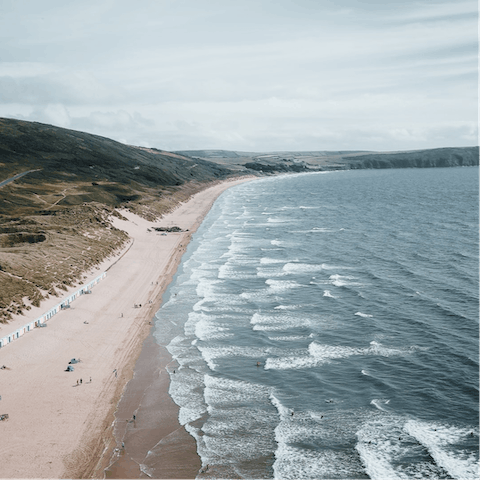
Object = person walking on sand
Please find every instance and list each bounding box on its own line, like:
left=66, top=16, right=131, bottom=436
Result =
left=80, top=378, right=82, bottom=384
left=77, top=380, right=79, bottom=386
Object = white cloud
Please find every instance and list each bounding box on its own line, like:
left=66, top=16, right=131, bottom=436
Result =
left=0, top=0, right=477, bottom=151
left=27, top=103, right=72, bottom=128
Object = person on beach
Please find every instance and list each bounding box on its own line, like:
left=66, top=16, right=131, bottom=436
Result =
left=80, top=378, right=82, bottom=384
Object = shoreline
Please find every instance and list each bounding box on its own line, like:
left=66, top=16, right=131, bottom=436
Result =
left=0, top=176, right=254, bottom=479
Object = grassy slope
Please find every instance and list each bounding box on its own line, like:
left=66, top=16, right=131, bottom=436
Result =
left=0, top=118, right=237, bottom=322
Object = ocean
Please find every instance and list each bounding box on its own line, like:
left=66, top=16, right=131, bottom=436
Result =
left=151, top=166, right=479, bottom=479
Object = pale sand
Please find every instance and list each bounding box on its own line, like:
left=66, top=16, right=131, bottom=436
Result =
left=0, top=177, right=253, bottom=478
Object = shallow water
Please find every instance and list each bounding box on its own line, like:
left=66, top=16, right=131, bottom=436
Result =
left=152, top=167, right=479, bottom=479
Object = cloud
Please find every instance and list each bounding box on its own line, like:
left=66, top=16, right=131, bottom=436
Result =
left=0, top=70, right=122, bottom=105
left=13, top=103, right=72, bottom=128
left=0, top=0, right=477, bottom=151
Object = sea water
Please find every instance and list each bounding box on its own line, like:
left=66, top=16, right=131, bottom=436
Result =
left=152, top=167, right=479, bottom=479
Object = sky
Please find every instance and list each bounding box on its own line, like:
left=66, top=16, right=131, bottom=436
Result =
left=0, top=0, right=478, bottom=152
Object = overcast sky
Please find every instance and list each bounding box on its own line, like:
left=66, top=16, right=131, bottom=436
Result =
left=0, top=0, right=477, bottom=152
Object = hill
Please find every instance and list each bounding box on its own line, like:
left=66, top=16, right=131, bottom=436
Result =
left=0, top=118, right=237, bottom=322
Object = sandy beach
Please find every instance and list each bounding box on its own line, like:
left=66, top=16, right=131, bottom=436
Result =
left=0, top=177, right=253, bottom=479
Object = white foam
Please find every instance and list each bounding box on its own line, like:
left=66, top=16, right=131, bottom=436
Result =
left=370, top=399, right=390, bottom=412
left=321, top=263, right=353, bottom=270
left=356, top=418, right=414, bottom=480
left=323, top=290, right=337, bottom=298
left=274, top=304, right=302, bottom=310
left=355, top=312, right=373, bottom=318
left=271, top=239, right=283, bottom=246
left=167, top=368, right=207, bottom=425
left=265, top=341, right=413, bottom=370
left=265, top=279, right=302, bottom=294
left=218, top=263, right=256, bottom=280
left=250, top=312, right=312, bottom=331
left=193, top=313, right=233, bottom=341
left=267, top=217, right=292, bottom=224
left=288, top=228, right=335, bottom=234
left=404, top=419, right=480, bottom=479
left=196, top=278, right=221, bottom=299
left=329, top=273, right=364, bottom=287
left=270, top=395, right=365, bottom=479
left=270, top=393, right=292, bottom=417
left=260, top=257, right=285, bottom=264
left=268, top=335, right=310, bottom=342
left=197, top=344, right=275, bottom=371
left=204, top=374, right=271, bottom=405
left=193, top=376, right=278, bottom=475
left=282, top=262, right=324, bottom=274
left=274, top=444, right=362, bottom=480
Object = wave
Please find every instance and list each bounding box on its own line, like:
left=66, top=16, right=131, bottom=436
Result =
left=181, top=375, right=278, bottom=478
left=267, top=217, right=293, bottom=224
left=265, top=341, right=415, bottom=370
left=268, top=335, right=311, bottom=342
left=218, top=263, right=256, bottom=280
left=355, top=312, right=373, bottom=318
left=282, top=262, right=324, bottom=274
left=370, top=399, right=391, bottom=412
left=260, top=257, right=285, bottom=264
left=270, top=396, right=366, bottom=479
left=274, top=304, right=303, bottom=310
left=321, top=263, right=353, bottom=270
left=323, top=290, right=338, bottom=298
left=265, top=278, right=302, bottom=294
left=404, top=419, right=479, bottom=479
left=250, top=312, right=313, bottom=331
left=197, top=344, right=275, bottom=371
left=191, top=312, right=234, bottom=341
left=288, top=228, right=339, bottom=233
left=356, top=417, right=412, bottom=480
left=329, top=274, right=365, bottom=287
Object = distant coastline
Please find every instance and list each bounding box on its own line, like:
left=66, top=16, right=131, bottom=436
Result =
left=175, top=146, right=479, bottom=174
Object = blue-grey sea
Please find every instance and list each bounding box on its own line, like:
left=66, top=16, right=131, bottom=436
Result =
left=152, top=167, right=479, bottom=479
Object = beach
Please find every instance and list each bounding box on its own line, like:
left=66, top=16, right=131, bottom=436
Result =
left=0, top=177, right=252, bottom=479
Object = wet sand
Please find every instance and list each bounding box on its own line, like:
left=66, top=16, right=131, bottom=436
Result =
left=105, top=334, right=201, bottom=479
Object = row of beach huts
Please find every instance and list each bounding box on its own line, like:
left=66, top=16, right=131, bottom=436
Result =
left=0, top=272, right=107, bottom=349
